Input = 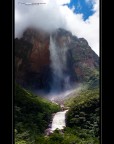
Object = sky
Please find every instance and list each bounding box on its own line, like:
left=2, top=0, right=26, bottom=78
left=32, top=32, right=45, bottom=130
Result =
left=15, top=0, right=99, bottom=56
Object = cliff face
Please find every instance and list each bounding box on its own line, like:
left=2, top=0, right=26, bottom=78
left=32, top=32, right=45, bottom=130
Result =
left=51, top=28, right=99, bottom=82
left=15, top=28, right=99, bottom=91
left=15, top=28, right=51, bottom=90
left=23, top=28, right=50, bottom=72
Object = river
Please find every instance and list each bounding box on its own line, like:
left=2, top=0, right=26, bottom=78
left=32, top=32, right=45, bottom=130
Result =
left=51, top=110, right=68, bottom=132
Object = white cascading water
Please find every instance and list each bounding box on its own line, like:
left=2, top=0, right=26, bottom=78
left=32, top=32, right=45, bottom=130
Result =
left=51, top=110, right=68, bottom=131
left=49, top=35, right=70, bottom=91
left=49, top=35, right=63, bottom=90
left=64, top=76, right=70, bottom=89
left=45, top=36, right=77, bottom=133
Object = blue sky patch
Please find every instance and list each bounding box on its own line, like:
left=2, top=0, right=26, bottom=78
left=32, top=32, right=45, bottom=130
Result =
left=64, top=0, right=95, bottom=20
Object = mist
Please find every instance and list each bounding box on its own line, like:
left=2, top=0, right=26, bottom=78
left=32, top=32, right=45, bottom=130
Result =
left=15, top=0, right=67, bottom=37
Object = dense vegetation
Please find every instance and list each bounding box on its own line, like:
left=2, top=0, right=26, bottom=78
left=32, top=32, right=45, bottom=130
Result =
left=64, top=88, right=100, bottom=144
left=15, top=84, right=60, bottom=144
left=15, top=84, right=100, bottom=144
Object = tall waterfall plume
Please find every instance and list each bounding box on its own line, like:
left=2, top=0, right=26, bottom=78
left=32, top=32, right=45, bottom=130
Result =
left=49, top=35, right=71, bottom=92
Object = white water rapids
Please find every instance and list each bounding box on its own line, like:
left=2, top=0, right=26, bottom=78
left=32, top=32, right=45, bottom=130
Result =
left=51, top=110, right=68, bottom=131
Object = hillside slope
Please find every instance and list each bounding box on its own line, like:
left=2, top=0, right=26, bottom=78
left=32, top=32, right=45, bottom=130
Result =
left=64, top=88, right=100, bottom=143
left=15, top=84, right=60, bottom=143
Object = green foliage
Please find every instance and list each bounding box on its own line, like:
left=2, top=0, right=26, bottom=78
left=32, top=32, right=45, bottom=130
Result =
left=15, top=84, right=100, bottom=144
left=87, top=70, right=99, bottom=89
left=63, top=127, right=99, bottom=144
left=15, top=83, right=60, bottom=143
left=32, top=128, right=99, bottom=144
left=29, top=88, right=99, bottom=144
left=64, top=88, right=99, bottom=107
left=65, top=88, right=100, bottom=143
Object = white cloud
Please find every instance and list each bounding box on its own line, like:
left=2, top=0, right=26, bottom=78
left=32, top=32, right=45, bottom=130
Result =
left=15, top=0, right=99, bottom=55
left=56, top=0, right=70, bottom=5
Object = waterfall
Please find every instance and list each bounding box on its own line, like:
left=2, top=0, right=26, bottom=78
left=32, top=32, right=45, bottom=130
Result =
left=51, top=110, right=68, bottom=131
left=49, top=36, right=63, bottom=91
left=49, top=35, right=71, bottom=92
left=64, top=76, right=70, bottom=89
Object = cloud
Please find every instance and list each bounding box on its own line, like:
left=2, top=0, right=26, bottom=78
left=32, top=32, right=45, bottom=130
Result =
left=15, top=0, right=99, bottom=55
left=15, top=0, right=67, bottom=36
left=56, top=0, right=70, bottom=5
